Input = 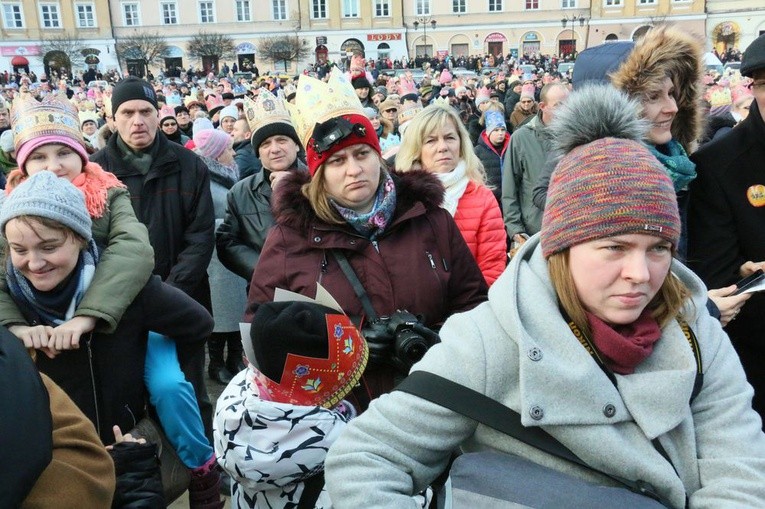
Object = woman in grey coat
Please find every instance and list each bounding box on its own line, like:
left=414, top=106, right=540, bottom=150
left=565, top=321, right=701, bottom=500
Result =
left=324, top=87, right=765, bottom=508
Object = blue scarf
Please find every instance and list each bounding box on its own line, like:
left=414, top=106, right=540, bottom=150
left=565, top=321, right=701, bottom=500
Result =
left=331, top=173, right=397, bottom=241
left=7, top=240, right=99, bottom=326
left=646, top=140, right=697, bottom=192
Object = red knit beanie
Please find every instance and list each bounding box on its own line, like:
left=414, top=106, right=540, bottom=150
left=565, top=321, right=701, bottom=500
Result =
left=306, top=113, right=380, bottom=177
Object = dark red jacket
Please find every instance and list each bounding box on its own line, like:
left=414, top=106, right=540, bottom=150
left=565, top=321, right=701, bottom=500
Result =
left=245, top=169, right=488, bottom=400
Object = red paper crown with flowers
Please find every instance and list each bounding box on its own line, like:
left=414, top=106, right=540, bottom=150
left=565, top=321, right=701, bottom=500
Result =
left=252, top=312, right=368, bottom=408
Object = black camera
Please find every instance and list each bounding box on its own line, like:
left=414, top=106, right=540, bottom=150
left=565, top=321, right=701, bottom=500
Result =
left=362, top=310, right=440, bottom=373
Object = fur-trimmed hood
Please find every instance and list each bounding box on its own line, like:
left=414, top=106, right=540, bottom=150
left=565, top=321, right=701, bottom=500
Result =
left=272, top=168, right=445, bottom=234
left=610, top=25, right=704, bottom=153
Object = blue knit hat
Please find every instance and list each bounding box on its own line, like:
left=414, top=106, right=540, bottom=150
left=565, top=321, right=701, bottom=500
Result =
left=0, top=171, right=92, bottom=241
left=484, top=110, right=506, bottom=134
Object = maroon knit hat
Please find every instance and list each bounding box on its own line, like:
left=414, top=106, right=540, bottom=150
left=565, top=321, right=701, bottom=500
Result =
left=540, top=137, right=680, bottom=258
left=306, top=113, right=380, bottom=177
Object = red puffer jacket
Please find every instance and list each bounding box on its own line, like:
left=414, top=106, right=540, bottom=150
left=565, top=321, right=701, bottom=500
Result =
left=453, top=181, right=508, bottom=285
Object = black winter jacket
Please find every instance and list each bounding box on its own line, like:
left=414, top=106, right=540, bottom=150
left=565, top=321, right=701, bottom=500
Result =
left=474, top=133, right=507, bottom=206
left=91, top=132, right=215, bottom=308
left=233, top=139, right=262, bottom=180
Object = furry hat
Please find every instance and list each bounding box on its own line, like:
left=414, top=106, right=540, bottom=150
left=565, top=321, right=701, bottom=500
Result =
left=542, top=85, right=680, bottom=257
left=609, top=25, right=704, bottom=153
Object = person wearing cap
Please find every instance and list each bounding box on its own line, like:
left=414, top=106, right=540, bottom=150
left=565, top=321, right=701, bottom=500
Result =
left=326, top=84, right=765, bottom=508
left=509, top=83, right=538, bottom=129
left=214, top=299, right=373, bottom=508
left=395, top=103, right=506, bottom=286
left=474, top=108, right=509, bottom=205
left=216, top=89, right=306, bottom=285
left=0, top=171, right=224, bottom=508
left=502, top=82, right=569, bottom=250
left=688, top=32, right=765, bottom=425
left=218, top=104, right=239, bottom=135
left=192, top=121, right=248, bottom=386
left=91, top=76, right=217, bottom=443
left=245, top=69, right=487, bottom=405
left=175, top=105, right=194, bottom=138
left=160, top=105, right=190, bottom=145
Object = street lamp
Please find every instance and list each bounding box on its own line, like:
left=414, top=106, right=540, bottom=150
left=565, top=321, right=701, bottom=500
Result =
left=413, top=17, right=437, bottom=57
left=561, top=15, right=586, bottom=57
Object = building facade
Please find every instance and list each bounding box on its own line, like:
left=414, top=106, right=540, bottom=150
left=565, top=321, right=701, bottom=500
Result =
left=0, top=0, right=117, bottom=76
left=705, top=0, right=765, bottom=54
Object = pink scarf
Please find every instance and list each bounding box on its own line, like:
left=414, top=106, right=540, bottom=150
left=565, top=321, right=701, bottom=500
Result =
left=585, top=310, right=662, bottom=375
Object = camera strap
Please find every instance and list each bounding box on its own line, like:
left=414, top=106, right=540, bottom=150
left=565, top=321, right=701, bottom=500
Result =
left=331, top=249, right=380, bottom=323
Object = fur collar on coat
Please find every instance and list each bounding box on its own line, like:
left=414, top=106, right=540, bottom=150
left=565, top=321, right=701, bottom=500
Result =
left=609, top=25, right=704, bottom=153
left=272, top=168, right=445, bottom=234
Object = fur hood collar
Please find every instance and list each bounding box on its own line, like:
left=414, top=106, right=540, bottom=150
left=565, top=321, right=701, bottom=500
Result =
left=272, top=168, right=445, bottom=233
left=610, top=25, right=704, bottom=153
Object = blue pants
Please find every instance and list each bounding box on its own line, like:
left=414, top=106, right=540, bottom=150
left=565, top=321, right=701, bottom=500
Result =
left=145, top=332, right=214, bottom=469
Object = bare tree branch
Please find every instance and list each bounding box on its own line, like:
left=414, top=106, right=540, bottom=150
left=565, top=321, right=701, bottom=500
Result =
left=39, top=31, right=86, bottom=73
left=256, top=34, right=310, bottom=72
left=187, top=31, right=236, bottom=60
left=115, top=31, right=169, bottom=70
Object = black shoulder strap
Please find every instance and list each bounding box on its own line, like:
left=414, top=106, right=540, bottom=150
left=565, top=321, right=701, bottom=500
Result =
left=396, top=371, right=671, bottom=507
left=297, top=471, right=325, bottom=509
left=330, top=249, right=379, bottom=322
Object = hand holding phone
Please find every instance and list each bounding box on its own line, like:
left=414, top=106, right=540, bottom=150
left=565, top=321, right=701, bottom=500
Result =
left=733, top=269, right=765, bottom=295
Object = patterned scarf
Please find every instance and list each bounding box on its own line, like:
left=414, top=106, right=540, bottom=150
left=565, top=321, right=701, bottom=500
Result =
left=436, top=160, right=469, bottom=216
left=6, top=240, right=99, bottom=326
left=332, top=173, right=397, bottom=241
left=646, top=140, right=697, bottom=193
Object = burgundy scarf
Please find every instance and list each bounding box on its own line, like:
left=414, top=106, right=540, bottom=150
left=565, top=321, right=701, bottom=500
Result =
left=585, top=311, right=662, bottom=375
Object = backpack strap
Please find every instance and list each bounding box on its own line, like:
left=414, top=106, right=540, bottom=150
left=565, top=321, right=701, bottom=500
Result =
left=396, top=371, right=672, bottom=507
left=297, top=471, right=325, bottom=509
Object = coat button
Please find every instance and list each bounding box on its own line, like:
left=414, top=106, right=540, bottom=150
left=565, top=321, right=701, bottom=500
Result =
left=313, top=236, right=322, bottom=243
left=349, top=239, right=356, bottom=245
left=527, top=347, right=543, bottom=361
left=529, top=406, right=544, bottom=421
left=603, top=404, right=616, bottom=418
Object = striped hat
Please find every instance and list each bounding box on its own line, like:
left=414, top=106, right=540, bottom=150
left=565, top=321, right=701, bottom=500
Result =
left=540, top=137, right=680, bottom=258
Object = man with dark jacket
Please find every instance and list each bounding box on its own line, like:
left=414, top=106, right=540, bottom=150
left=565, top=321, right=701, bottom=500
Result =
left=90, top=76, right=216, bottom=441
left=216, top=89, right=304, bottom=283
left=688, top=34, right=765, bottom=426
left=231, top=118, right=262, bottom=179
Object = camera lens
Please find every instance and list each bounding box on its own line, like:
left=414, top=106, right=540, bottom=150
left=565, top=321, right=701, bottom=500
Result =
left=395, top=330, right=430, bottom=364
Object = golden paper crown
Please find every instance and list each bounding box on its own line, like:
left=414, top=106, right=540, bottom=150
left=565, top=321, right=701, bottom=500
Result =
left=78, top=110, right=100, bottom=125
left=11, top=93, right=84, bottom=151
left=243, top=89, right=292, bottom=134
left=288, top=68, right=365, bottom=148
left=398, top=102, right=424, bottom=125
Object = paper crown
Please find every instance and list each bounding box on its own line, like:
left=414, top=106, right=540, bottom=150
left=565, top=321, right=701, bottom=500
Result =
left=288, top=68, right=365, bottom=149
left=398, top=77, right=417, bottom=97
left=11, top=93, right=84, bottom=151
left=78, top=110, right=100, bottom=125
left=243, top=88, right=292, bottom=134
left=398, top=102, right=423, bottom=124
left=706, top=85, right=732, bottom=108
left=159, top=104, right=176, bottom=120
left=184, top=95, right=205, bottom=108
left=205, top=93, right=224, bottom=113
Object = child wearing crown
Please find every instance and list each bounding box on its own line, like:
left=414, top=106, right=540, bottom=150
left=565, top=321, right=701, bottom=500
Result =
left=3, top=93, right=224, bottom=508
left=214, top=295, right=369, bottom=509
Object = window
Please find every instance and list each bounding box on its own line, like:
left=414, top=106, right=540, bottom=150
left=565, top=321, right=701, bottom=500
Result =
left=122, top=2, right=139, bottom=25
left=236, top=0, right=250, bottom=21
left=312, top=0, right=326, bottom=18
left=343, top=0, right=358, bottom=17
left=75, top=3, right=96, bottom=27
left=524, top=0, right=537, bottom=9
left=199, top=1, right=214, bottom=23
left=2, top=3, right=24, bottom=28
left=375, top=0, right=390, bottom=17
left=272, top=0, right=286, bottom=20
left=562, top=0, right=576, bottom=7
left=161, top=2, right=177, bottom=24
left=415, top=0, right=430, bottom=16
left=452, top=0, right=466, bottom=13
left=638, top=0, right=655, bottom=4
left=40, top=2, right=61, bottom=28
left=489, top=0, right=502, bottom=11
left=604, top=0, right=622, bottom=6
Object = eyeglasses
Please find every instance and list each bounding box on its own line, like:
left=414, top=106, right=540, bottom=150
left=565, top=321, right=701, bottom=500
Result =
left=748, top=81, right=765, bottom=91
left=162, top=122, right=177, bottom=127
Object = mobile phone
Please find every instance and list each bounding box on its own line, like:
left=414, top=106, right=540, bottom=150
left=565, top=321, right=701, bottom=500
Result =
left=733, top=269, right=765, bottom=295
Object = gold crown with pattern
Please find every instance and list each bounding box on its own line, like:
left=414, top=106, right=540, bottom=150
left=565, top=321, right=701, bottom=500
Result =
left=287, top=68, right=365, bottom=148
left=243, top=88, right=292, bottom=134
left=11, top=93, right=84, bottom=151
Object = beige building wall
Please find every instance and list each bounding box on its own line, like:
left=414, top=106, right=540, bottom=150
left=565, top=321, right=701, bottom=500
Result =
left=1, top=0, right=117, bottom=73
left=706, top=0, right=765, bottom=52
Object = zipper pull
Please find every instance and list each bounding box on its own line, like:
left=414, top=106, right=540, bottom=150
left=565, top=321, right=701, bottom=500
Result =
left=426, top=252, right=436, bottom=270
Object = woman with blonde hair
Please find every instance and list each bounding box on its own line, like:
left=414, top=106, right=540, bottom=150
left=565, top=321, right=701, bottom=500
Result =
left=396, top=103, right=506, bottom=285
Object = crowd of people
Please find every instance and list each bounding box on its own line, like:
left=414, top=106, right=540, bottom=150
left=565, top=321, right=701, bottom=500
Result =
left=1, top=26, right=765, bottom=509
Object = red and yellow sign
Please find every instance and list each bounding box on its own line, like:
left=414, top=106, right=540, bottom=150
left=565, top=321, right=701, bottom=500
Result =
left=367, top=33, right=402, bottom=42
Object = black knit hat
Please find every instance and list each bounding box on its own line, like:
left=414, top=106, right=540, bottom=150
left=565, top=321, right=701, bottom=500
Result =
left=742, top=33, right=765, bottom=77
left=174, top=105, right=189, bottom=116
left=248, top=301, right=368, bottom=408
left=352, top=75, right=372, bottom=90
left=250, top=122, right=300, bottom=154
left=111, top=76, right=158, bottom=115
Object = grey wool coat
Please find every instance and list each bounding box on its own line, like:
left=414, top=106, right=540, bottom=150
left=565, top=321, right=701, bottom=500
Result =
left=325, top=235, right=765, bottom=508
